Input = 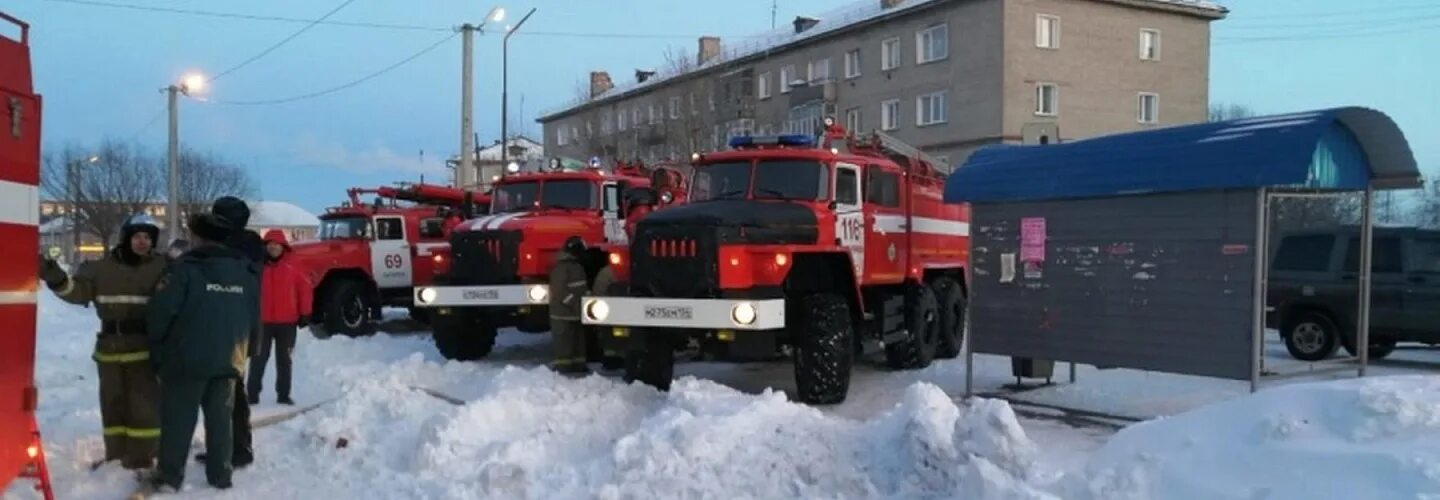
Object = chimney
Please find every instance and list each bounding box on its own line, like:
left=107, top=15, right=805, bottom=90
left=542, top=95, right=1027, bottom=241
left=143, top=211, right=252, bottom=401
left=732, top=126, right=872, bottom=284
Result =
left=635, top=69, right=657, bottom=83
left=697, top=36, right=722, bottom=66
left=881, top=0, right=904, bottom=8
left=793, top=16, right=820, bottom=34
left=589, top=71, right=613, bottom=98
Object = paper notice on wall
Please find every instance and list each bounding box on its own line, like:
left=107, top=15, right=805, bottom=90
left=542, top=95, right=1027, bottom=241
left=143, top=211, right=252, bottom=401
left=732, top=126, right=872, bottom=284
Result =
left=1021, top=217, right=1047, bottom=263
left=1001, top=253, right=1017, bottom=283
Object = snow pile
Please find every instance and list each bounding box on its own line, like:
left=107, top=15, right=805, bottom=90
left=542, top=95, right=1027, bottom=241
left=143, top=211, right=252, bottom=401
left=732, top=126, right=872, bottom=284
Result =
left=1069, top=375, right=1440, bottom=500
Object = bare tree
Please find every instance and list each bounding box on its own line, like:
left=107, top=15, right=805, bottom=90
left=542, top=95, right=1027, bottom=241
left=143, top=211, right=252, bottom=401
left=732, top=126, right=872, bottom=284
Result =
left=1418, top=181, right=1440, bottom=229
left=1209, top=103, right=1257, bottom=122
left=167, top=148, right=259, bottom=221
left=41, top=140, right=163, bottom=246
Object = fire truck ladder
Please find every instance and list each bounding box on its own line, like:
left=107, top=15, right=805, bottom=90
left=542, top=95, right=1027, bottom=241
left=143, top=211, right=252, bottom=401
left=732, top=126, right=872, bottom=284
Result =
left=867, top=130, right=952, bottom=174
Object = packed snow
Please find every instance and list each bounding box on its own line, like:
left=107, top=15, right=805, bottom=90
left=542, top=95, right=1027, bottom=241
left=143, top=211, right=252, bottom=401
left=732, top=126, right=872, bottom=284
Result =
left=244, top=200, right=318, bottom=228
left=14, top=291, right=1440, bottom=499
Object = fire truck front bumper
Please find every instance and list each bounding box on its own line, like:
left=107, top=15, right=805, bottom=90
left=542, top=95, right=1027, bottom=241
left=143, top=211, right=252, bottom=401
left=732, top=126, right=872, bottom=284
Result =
left=579, top=296, right=785, bottom=330
left=413, top=284, right=549, bottom=307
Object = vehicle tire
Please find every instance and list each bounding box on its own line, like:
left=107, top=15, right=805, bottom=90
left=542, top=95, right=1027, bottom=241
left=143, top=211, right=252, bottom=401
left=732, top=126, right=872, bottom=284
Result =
left=1342, top=335, right=1397, bottom=360
left=515, top=307, right=550, bottom=334
left=792, top=293, right=854, bottom=405
left=885, top=284, right=941, bottom=370
left=431, top=308, right=496, bottom=361
left=624, top=329, right=675, bottom=391
left=319, top=280, right=376, bottom=338
left=931, top=277, right=966, bottom=360
left=1282, top=311, right=1340, bottom=361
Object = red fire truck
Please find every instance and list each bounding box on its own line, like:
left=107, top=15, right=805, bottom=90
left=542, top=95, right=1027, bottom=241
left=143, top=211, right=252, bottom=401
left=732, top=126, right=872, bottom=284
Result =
left=581, top=121, right=969, bottom=404
left=0, top=11, right=54, bottom=498
left=412, top=160, right=687, bottom=361
left=291, top=183, right=489, bottom=338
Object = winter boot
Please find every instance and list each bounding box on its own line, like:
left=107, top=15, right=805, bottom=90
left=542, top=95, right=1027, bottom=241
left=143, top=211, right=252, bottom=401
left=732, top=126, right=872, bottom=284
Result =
left=278, top=397, right=295, bottom=406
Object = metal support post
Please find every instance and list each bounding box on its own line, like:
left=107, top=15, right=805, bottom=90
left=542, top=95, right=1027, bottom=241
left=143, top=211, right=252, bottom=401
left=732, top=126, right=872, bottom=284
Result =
left=1250, top=189, right=1269, bottom=393
left=1358, top=184, right=1374, bottom=377
left=166, top=85, right=179, bottom=244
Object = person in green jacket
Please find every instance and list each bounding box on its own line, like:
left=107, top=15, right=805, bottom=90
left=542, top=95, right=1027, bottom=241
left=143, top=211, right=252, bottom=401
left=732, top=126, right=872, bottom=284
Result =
left=145, top=212, right=260, bottom=491
left=39, top=214, right=169, bottom=471
left=549, top=236, right=591, bottom=376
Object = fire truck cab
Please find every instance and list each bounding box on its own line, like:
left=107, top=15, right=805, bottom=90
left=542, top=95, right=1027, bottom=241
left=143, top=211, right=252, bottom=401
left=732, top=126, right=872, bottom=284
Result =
left=413, top=159, right=687, bottom=361
left=582, top=121, right=969, bottom=404
left=290, top=183, right=488, bottom=338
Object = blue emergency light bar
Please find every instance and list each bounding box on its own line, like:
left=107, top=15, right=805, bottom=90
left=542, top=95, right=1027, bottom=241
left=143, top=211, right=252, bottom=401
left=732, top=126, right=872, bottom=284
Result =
left=729, top=134, right=815, bottom=149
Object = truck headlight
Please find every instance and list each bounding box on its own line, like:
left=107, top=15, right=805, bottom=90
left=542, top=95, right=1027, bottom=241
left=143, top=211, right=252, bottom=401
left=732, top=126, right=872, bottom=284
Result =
left=527, top=285, right=549, bottom=303
left=417, top=287, right=437, bottom=304
left=731, top=302, right=757, bottom=326
left=585, top=299, right=609, bottom=322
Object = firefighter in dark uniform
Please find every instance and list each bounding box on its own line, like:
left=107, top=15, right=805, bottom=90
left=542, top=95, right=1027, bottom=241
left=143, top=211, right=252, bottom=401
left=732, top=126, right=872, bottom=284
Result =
left=195, top=196, right=264, bottom=469
left=549, top=236, right=591, bottom=375
left=146, top=212, right=260, bottom=491
left=38, top=214, right=168, bottom=471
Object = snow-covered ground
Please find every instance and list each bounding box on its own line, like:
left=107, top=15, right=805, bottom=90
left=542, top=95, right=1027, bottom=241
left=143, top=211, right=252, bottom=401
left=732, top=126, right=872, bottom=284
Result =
left=10, top=293, right=1440, bottom=499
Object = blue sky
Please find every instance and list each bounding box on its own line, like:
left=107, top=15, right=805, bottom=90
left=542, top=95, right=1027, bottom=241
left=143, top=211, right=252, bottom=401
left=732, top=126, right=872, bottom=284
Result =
left=10, top=0, right=1437, bottom=213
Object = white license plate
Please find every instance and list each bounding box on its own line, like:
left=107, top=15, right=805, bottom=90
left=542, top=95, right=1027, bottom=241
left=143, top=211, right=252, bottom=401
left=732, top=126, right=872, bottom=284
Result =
left=643, top=305, right=694, bottom=321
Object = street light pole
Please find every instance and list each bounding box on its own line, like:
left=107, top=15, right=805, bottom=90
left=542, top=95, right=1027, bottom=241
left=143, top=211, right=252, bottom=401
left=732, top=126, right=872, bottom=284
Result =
left=501, top=7, right=537, bottom=170
left=457, top=6, right=506, bottom=189
left=166, top=84, right=180, bottom=244
left=68, top=155, right=97, bottom=262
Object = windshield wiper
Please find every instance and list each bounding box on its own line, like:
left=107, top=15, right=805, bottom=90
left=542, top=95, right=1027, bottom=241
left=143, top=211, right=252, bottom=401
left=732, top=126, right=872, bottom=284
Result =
left=755, top=187, right=789, bottom=199
left=713, top=189, right=746, bottom=200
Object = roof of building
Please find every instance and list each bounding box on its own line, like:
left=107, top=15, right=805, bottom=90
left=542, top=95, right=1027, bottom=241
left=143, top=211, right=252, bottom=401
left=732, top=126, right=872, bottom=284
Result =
left=247, top=200, right=319, bottom=228
left=943, top=107, right=1422, bottom=204
left=539, top=0, right=1225, bottom=121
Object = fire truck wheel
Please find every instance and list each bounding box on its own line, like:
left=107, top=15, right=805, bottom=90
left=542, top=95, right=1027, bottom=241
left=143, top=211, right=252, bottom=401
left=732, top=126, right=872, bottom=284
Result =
left=885, top=285, right=940, bottom=370
left=624, top=329, right=675, bottom=391
left=793, top=293, right=854, bottom=405
left=432, top=309, right=496, bottom=361
left=322, top=280, right=377, bottom=338
left=931, top=277, right=966, bottom=360
left=408, top=307, right=431, bottom=325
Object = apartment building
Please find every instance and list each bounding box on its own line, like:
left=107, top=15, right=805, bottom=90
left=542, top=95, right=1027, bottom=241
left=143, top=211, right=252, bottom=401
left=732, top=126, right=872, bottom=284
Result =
left=537, top=0, right=1226, bottom=168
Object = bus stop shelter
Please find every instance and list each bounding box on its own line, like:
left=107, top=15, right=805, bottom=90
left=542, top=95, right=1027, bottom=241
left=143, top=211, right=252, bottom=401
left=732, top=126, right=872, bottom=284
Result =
left=943, top=107, right=1421, bottom=393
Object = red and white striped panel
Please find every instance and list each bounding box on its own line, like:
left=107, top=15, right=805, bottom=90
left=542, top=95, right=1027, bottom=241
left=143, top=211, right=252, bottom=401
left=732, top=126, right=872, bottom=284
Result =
left=0, top=178, right=39, bottom=307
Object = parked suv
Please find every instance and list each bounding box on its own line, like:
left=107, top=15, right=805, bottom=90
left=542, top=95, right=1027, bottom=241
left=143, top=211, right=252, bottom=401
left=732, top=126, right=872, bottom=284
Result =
left=1268, top=227, right=1440, bottom=361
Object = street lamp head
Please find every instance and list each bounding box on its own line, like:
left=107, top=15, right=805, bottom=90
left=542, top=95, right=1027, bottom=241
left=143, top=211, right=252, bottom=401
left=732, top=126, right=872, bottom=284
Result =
left=506, top=161, right=520, bottom=173
left=180, top=73, right=206, bottom=94
left=487, top=6, right=507, bottom=23
left=86, top=155, right=99, bottom=164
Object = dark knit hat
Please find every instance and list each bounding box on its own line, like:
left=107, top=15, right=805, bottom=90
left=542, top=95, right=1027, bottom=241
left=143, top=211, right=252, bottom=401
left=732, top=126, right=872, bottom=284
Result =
left=188, top=212, right=233, bottom=243
left=212, top=196, right=251, bottom=229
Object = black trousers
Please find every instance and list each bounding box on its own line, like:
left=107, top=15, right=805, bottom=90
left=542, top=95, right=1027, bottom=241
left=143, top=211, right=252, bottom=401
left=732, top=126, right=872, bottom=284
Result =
left=248, top=324, right=297, bottom=401
left=231, top=376, right=252, bottom=464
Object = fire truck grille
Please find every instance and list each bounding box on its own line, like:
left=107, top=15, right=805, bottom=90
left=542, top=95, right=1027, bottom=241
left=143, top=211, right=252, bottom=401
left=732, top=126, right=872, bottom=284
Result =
left=450, top=229, right=521, bottom=285
left=631, top=227, right=718, bottom=298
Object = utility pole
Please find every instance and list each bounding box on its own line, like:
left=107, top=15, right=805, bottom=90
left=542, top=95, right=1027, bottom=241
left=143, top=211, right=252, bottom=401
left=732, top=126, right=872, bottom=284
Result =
left=772, top=0, right=777, bottom=29
left=166, top=84, right=180, bottom=244
left=501, top=7, right=536, bottom=169
left=458, top=23, right=477, bottom=189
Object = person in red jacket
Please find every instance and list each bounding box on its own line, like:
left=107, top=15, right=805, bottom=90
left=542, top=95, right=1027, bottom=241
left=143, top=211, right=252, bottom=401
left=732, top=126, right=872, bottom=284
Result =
left=247, top=230, right=312, bottom=405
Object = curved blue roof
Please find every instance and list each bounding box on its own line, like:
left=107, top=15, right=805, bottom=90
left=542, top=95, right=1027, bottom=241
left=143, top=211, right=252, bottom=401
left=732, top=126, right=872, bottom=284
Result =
left=944, top=107, right=1421, bottom=204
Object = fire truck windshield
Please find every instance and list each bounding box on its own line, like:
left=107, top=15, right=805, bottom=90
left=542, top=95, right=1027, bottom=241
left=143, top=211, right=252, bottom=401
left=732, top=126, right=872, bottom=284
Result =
left=491, top=179, right=597, bottom=213
left=319, top=217, right=370, bottom=240
left=690, top=160, right=829, bottom=202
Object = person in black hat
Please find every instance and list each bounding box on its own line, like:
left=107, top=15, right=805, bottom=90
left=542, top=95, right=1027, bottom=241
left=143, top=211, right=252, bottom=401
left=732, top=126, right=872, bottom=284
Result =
left=548, top=236, right=591, bottom=375
left=194, top=196, right=264, bottom=469
left=146, top=212, right=259, bottom=492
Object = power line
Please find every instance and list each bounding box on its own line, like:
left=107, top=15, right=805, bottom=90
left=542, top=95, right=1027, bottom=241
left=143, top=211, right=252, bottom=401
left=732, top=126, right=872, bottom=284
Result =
left=125, top=107, right=166, bottom=143
left=41, top=0, right=447, bottom=32
left=201, top=33, right=457, bottom=106
left=209, top=0, right=360, bottom=83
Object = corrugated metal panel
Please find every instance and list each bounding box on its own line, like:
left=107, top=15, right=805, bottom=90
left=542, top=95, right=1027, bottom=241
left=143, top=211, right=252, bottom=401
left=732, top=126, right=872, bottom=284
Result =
left=944, top=107, right=1421, bottom=203
left=969, top=190, right=1258, bottom=380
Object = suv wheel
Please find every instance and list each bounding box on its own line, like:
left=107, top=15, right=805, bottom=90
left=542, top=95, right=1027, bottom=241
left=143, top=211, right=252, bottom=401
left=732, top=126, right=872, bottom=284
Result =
left=1283, top=312, right=1339, bottom=361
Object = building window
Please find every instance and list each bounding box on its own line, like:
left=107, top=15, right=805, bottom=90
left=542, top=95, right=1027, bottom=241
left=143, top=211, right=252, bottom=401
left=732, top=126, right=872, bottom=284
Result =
left=570, top=126, right=579, bottom=143
left=709, top=92, right=716, bottom=111
left=632, top=107, right=642, bottom=127
left=808, top=58, right=830, bottom=83
left=780, top=65, right=796, bottom=93
left=916, top=91, right=948, bottom=126
left=586, top=120, right=593, bottom=136
left=1138, top=92, right=1159, bottom=124
left=845, top=107, right=861, bottom=132
left=557, top=126, right=569, bottom=146
left=690, top=93, right=698, bottom=115
left=844, top=49, right=861, bottom=79
left=916, top=24, right=948, bottom=64
left=881, top=37, right=900, bottom=70
left=617, top=109, right=628, bottom=131
left=600, top=112, right=613, bottom=134
left=649, top=104, right=660, bottom=124
left=1035, top=83, right=1058, bottom=116
left=881, top=99, right=900, bottom=131
left=1140, top=29, right=1161, bottom=60
left=1036, top=15, right=1059, bottom=49
left=758, top=72, right=772, bottom=100
left=669, top=97, right=680, bottom=119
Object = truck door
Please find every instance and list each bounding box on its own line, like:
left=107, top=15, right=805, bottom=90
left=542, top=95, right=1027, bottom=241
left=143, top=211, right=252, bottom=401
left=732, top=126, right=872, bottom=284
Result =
left=371, top=215, right=413, bottom=289
left=413, top=216, right=447, bottom=285
left=834, top=163, right=864, bottom=278
left=602, top=181, right=628, bottom=245
left=864, top=165, right=905, bottom=282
